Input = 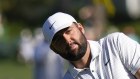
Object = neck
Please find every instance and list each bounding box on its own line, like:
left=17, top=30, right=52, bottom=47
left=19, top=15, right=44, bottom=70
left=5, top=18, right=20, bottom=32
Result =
left=70, top=42, right=91, bottom=69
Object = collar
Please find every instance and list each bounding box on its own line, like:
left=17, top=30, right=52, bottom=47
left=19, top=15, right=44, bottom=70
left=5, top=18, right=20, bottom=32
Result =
left=68, top=40, right=100, bottom=78
left=88, top=40, right=100, bottom=60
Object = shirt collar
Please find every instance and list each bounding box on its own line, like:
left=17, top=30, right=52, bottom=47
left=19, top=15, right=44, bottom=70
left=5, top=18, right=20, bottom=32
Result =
left=68, top=40, right=100, bottom=78
left=88, top=40, right=100, bottom=60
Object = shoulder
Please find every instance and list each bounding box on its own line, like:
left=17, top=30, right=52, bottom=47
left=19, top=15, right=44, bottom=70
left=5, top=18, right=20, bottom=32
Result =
left=99, top=32, right=126, bottom=43
left=103, top=32, right=138, bottom=44
left=104, top=32, right=125, bottom=40
left=98, top=32, right=128, bottom=50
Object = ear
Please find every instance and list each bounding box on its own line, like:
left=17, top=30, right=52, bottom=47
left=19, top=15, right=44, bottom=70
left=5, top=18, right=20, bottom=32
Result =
left=77, top=23, right=85, bottom=34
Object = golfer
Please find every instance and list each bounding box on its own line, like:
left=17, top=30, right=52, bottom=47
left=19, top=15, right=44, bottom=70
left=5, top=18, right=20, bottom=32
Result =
left=42, top=12, right=140, bottom=79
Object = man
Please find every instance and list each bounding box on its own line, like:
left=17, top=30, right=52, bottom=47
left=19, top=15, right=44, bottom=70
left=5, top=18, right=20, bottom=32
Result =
left=42, top=12, right=140, bottom=79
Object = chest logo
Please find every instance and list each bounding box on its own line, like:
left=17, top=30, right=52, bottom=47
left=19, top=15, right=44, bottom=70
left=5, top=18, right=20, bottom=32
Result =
left=105, top=59, right=110, bottom=66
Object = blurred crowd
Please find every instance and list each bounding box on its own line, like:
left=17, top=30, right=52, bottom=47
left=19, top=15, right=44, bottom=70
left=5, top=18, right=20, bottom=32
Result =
left=18, top=27, right=67, bottom=79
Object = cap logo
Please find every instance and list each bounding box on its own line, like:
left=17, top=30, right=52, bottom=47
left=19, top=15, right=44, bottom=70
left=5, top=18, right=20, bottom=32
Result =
left=49, top=21, right=56, bottom=29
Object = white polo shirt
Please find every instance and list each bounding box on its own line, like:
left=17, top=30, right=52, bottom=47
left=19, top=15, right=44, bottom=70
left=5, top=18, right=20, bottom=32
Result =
left=63, top=32, right=140, bottom=79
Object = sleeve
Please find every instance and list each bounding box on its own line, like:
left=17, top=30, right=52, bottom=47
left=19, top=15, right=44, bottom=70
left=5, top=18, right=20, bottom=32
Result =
left=117, top=33, right=140, bottom=75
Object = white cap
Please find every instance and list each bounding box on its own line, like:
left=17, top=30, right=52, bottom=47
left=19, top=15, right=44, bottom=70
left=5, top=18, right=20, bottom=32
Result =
left=42, top=12, right=77, bottom=45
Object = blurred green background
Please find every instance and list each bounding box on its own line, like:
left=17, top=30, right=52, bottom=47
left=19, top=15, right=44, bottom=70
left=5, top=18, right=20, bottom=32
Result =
left=0, top=60, right=32, bottom=79
left=0, top=0, right=140, bottom=79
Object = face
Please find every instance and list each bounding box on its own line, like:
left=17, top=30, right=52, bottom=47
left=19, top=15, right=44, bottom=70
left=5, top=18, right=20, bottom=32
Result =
left=50, top=23, right=87, bottom=61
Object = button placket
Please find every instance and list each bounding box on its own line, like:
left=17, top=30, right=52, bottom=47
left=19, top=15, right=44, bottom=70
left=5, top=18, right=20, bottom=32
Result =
left=90, top=58, right=99, bottom=79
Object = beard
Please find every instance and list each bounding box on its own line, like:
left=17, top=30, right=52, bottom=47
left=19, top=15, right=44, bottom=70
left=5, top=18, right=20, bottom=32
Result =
left=59, top=32, right=87, bottom=61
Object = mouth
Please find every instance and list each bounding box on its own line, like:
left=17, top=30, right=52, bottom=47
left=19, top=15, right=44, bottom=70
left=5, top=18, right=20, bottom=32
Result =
left=69, top=43, right=78, bottom=51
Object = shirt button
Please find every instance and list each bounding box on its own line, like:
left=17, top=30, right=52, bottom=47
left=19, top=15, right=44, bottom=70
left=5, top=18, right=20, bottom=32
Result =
left=92, top=70, right=94, bottom=72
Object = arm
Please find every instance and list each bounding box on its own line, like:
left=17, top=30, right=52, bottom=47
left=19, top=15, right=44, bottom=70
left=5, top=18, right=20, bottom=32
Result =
left=135, top=68, right=140, bottom=79
left=116, top=33, right=140, bottom=78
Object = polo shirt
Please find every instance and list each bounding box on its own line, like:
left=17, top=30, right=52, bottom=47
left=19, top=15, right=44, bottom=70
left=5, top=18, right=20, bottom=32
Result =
left=63, top=32, right=140, bottom=79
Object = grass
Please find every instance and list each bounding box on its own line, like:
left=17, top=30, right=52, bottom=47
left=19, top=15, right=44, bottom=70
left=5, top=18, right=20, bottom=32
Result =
left=0, top=59, right=32, bottom=79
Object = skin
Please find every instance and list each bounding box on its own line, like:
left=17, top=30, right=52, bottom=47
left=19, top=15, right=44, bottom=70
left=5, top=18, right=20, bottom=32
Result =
left=50, top=22, right=140, bottom=78
left=135, top=69, right=140, bottom=79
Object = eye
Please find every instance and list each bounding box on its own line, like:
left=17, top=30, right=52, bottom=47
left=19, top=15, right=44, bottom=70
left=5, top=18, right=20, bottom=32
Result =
left=65, top=28, right=72, bottom=34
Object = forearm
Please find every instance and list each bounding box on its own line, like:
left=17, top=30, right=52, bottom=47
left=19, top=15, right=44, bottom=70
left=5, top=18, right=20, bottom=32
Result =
left=135, top=68, right=140, bottom=79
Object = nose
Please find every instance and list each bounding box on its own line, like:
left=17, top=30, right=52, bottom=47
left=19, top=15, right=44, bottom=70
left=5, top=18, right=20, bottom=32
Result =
left=63, top=33, right=72, bottom=44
